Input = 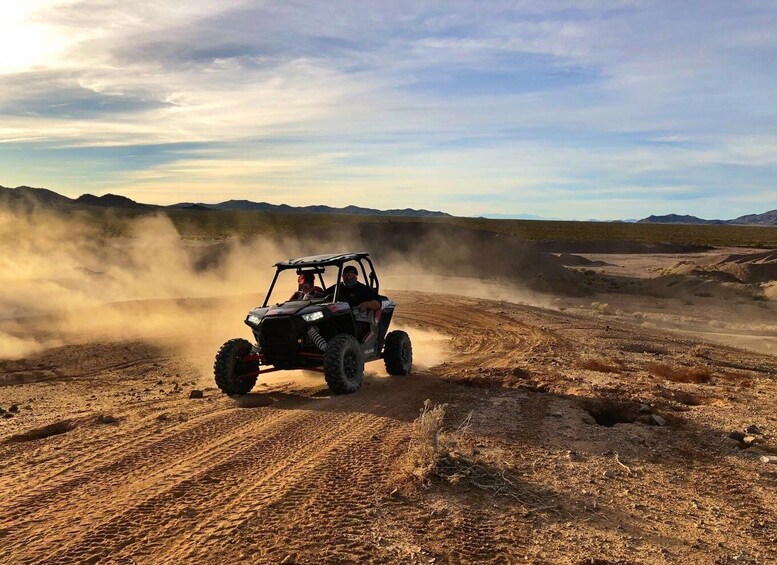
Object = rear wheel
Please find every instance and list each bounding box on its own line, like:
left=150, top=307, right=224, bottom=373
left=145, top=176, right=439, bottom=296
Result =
left=214, top=338, right=258, bottom=396
left=324, top=334, right=364, bottom=394
left=384, top=330, right=412, bottom=376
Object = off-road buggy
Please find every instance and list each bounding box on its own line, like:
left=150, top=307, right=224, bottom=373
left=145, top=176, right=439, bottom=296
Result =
left=214, top=252, right=413, bottom=395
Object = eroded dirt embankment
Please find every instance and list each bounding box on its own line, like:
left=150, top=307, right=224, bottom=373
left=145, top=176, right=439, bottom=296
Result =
left=1, top=291, right=775, bottom=564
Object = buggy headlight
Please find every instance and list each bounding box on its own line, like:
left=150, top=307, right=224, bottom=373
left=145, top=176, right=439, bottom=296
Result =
left=246, top=314, right=261, bottom=326
left=302, top=311, right=324, bottom=322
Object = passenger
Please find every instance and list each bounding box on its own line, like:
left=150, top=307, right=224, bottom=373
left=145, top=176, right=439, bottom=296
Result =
left=289, top=272, right=323, bottom=301
left=323, top=265, right=380, bottom=312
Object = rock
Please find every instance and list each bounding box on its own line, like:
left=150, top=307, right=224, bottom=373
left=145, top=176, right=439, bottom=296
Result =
left=189, top=389, right=204, bottom=399
left=746, top=424, right=763, bottom=435
left=650, top=414, right=667, bottom=426
left=760, top=455, right=777, bottom=464
left=636, top=414, right=653, bottom=425
left=157, top=413, right=170, bottom=422
left=729, top=431, right=746, bottom=441
left=639, top=404, right=652, bottom=414
left=9, top=404, right=19, bottom=413
left=581, top=413, right=596, bottom=425
left=0, top=407, right=5, bottom=414
left=97, top=414, right=118, bottom=424
left=741, top=435, right=758, bottom=447
left=280, top=554, right=297, bottom=565
left=3, top=412, right=13, bottom=419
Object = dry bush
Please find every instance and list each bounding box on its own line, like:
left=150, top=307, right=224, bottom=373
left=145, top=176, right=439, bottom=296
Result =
left=577, top=357, right=624, bottom=373
left=657, top=388, right=709, bottom=406
left=401, top=401, right=554, bottom=509
left=690, top=344, right=711, bottom=358
left=590, top=301, right=613, bottom=315
left=403, top=400, right=450, bottom=482
left=717, top=370, right=754, bottom=388
left=649, top=363, right=713, bottom=384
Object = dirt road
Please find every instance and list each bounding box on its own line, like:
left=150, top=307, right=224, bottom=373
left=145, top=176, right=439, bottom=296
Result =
left=1, top=291, right=775, bottom=564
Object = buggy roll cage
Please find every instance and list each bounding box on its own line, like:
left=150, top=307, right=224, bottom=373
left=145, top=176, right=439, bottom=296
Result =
left=261, top=252, right=379, bottom=308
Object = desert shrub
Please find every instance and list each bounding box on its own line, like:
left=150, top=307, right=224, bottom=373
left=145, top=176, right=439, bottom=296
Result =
left=590, top=302, right=613, bottom=315
left=649, top=363, right=713, bottom=384
left=577, top=357, right=624, bottom=373
left=403, top=400, right=450, bottom=482
left=657, top=388, right=708, bottom=406
left=401, top=402, right=556, bottom=509
left=690, top=344, right=711, bottom=358
left=717, top=370, right=754, bottom=388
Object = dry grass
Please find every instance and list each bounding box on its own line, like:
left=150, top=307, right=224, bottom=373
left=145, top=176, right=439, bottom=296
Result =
left=590, top=301, right=613, bottom=315
left=657, top=387, right=710, bottom=406
left=577, top=357, right=624, bottom=373
left=403, top=399, right=450, bottom=482
left=717, top=370, right=755, bottom=388
left=401, top=401, right=556, bottom=509
left=23, top=204, right=777, bottom=247
left=690, top=344, right=712, bottom=358
left=649, top=362, right=714, bottom=384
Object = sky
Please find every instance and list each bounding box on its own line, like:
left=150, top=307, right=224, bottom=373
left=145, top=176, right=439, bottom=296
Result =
left=0, top=1, right=775, bottom=220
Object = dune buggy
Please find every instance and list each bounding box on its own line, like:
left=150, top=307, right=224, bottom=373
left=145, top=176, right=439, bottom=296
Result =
left=214, top=252, right=413, bottom=395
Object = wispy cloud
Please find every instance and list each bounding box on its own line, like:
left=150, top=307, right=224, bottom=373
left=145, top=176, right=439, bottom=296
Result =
left=0, top=1, right=775, bottom=218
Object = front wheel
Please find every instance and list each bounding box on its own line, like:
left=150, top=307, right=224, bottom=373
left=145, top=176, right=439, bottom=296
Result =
left=214, top=338, right=258, bottom=396
left=384, top=330, right=412, bottom=376
left=324, top=334, right=364, bottom=395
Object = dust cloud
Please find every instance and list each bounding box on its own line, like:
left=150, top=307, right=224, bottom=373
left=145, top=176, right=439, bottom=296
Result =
left=0, top=210, right=476, bottom=373
left=0, top=209, right=291, bottom=359
left=391, top=326, right=451, bottom=370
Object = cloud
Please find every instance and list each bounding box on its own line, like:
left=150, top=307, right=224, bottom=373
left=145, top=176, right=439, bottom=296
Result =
left=0, top=1, right=776, bottom=218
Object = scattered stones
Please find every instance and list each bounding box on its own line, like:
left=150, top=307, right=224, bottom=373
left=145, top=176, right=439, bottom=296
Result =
left=760, top=455, right=777, bottom=465
left=650, top=415, right=667, bottom=427
left=0, top=406, right=5, bottom=414
left=729, top=431, right=746, bottom=442
left=741, top=436, right=758, bottom=447
left=97, top=414, right=119, bottom=425
left=9, top=404, right=19, bottom=413
left=189, top=389, right=204, bottom=399
left=746, top=424, right=763, bottom=435
left=3, top=413, right=13, bottom=419
left=157, top=413, right=170, bottom=422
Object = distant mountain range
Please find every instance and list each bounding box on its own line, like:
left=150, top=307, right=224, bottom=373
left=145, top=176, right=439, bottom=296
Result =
left=637, top=211, right=777, bottom=226
left=1, top=185, right=774, bottom=225
left=0, top=185, right=450, bottom=217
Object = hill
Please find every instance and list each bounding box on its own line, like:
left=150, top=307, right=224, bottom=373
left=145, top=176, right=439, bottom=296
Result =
left=168, top=199, right=449, bottom=217
left=0, top=185, right=448, bottom=217
left=637, top=214, right=725, bottom=225
left=730, top=209, right=777, bottom=226
left=638, top=210, right=777, bottom=226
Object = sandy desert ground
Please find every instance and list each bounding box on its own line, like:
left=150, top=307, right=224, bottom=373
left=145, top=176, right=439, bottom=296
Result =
left=1, top=213, right=776, bottom=564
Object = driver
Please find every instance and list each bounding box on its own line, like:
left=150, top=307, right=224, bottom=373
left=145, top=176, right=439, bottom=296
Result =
left=324, top=265, right=380, bottom=312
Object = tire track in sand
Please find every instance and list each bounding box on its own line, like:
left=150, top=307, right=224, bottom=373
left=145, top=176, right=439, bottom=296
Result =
left=33, top=378, right=437, bottom=565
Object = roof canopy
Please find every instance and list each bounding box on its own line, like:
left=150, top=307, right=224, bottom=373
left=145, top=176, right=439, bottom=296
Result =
left=274, top=252, right=370, bottom=269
